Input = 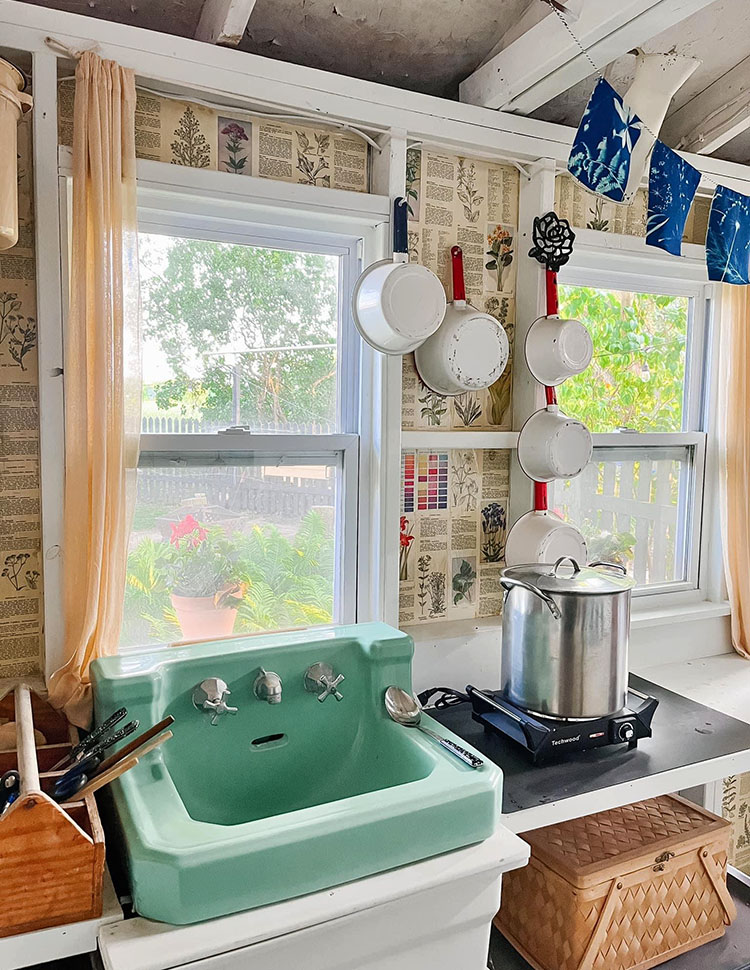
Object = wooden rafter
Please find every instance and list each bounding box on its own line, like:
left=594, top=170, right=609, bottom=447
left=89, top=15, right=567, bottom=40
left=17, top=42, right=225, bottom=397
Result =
left=661, top=55, right=750, bottom=154
left=460, top=0, right=717, bottom=113
left=195, top=0, right=258, bottom=46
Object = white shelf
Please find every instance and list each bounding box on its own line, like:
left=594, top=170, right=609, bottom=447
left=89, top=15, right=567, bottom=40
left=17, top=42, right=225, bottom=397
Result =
left=2, top=866, right=123, bottom=969
left=401, top=431, right=519, bottom=449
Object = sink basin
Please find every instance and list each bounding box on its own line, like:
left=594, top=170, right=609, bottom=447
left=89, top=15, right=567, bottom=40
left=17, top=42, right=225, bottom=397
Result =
left=91, top=622, right=502, bottom=925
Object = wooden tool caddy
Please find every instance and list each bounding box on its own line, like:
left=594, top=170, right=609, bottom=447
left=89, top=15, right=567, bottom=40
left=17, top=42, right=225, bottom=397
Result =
left=0, top=684, right=105, bottom=938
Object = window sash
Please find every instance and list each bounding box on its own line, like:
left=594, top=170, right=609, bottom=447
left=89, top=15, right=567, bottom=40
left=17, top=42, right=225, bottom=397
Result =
left=137, top=432, right=360, bottom=627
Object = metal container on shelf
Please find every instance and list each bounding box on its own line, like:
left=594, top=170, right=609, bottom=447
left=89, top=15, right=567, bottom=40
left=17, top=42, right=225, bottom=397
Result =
left=499, top=557, right=635, bottom=720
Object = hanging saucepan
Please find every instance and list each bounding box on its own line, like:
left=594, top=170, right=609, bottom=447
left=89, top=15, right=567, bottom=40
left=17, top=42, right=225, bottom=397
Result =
left=517, top=404, right=593, bottom=483
left=352, top=197, right=446, bottom=355
left=505, top=508, right=587, bottom=566
left=414, top=246, right=509, bottom=396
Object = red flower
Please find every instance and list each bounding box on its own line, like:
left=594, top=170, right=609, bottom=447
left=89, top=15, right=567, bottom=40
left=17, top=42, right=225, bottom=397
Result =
left=399, top=515, right=414, bottom=548
left=170, top=514, right=208, bottom=547
left=221, top=122, right=248, bottom=141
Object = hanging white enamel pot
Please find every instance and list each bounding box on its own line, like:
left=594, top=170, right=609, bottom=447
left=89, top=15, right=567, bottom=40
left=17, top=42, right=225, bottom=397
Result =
left=517, top=404, right=593, bottom=483
left=352, top=196, right=446, bottom=355
left=505, top=509, right=587, bottom=567
left=414, top=246, right=509, bottom=396
left=0, top=58, right=33, bottom=251
left=525, top=314, right=593, bottom=386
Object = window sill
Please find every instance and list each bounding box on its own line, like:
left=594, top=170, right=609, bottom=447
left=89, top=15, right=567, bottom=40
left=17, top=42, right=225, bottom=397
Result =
left=637, top=650, right=750, bottom=724
left=630, top=600, right=731, bottom=630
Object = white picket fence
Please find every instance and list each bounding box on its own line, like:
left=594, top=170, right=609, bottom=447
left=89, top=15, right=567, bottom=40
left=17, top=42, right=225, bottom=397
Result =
left=554, top=456, right=684, bottom=586
left=140, top=415, right=335, bottom=435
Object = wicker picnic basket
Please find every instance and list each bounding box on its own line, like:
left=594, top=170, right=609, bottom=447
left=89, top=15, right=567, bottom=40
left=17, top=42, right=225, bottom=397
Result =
left=495, top=794, right=735, bottom=970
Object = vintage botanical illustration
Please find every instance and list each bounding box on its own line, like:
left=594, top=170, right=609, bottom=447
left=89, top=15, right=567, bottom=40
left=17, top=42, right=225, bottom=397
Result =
left=296, top=131, right=331, bottom=187
left=418, top=381, right=448, bottom=426
left=407, top=230, right=420, bottom=263
left=457, top=158, right=483, bottom=223
left=427, top=572, right=446, bottom=617
left=451, top=451, right=479, bottom=512
left=417, top=554, right=431, bottom=617
left=171, top=106, right=211, bottom=168
left=454, top=391, right=482, bottom=427
left=1, top=553, right=35, bottom=592
left=587, top=196, right=610, bottom=232
left=0, top=291, right=37, bottom=370
left=219, top=119, right=250, bottom=175
left=568, top=78, right=642, bottom=203
left=405, top=147, right=421, bottom=219
left=481, top=502, right=506, bottom=563
left=487, top=373, right=511, bottom=428
left=399, top=515, right=415, bottom=582
left=451, top=558, right=476, bottom=606
left=485, top=225, right=514, bottom=291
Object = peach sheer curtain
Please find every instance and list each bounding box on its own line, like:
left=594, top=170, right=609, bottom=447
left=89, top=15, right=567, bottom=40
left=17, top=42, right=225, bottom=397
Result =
left=48, top=53, right=142, bottom=727
left=718, top=284, right=750, bottom=659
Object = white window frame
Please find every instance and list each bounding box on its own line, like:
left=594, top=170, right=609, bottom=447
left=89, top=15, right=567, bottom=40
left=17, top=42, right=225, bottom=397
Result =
left=556, top=255, right=714, bottom=604
left=51, top=149, right=394, bottom=661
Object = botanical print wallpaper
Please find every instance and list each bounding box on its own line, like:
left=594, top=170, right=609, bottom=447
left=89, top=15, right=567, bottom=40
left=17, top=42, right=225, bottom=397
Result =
left=58, top=81, right=369, bottom=192
left=401, top=148, right=519, bottom=432
left=722, top=774, right=750, bottom=874
left=0, top=82, right=44, bottom=676
left=398, top=448, right=509, bottom=626
left=555, top=173, right=711, bottom=245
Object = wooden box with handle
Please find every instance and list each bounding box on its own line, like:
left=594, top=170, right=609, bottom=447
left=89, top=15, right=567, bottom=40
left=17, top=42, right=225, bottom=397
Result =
left=496, top=794, right=735, bottom=970
left=0, top=684, right=105, bottom=937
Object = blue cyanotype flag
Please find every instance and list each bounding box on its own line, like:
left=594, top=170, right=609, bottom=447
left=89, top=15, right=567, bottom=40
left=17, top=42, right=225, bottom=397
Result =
left=646, top=141, right=701, bottom=257
left=706, top=185, right=750, bottom=285
left=568, top=78, right=643, bottom=203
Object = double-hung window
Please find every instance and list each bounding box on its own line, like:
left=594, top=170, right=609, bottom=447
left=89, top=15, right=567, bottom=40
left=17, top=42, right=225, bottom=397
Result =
left=121, top=202, right=363, bottom=648
left=551, top=263, right=712, bottom=598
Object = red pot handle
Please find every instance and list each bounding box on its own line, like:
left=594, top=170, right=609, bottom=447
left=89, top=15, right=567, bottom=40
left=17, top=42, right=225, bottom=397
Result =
left=534, top=481, right=548, bottom=512
left=451, top=246, right=466, bottom=302
left=545, top=269, right=559, bottom=317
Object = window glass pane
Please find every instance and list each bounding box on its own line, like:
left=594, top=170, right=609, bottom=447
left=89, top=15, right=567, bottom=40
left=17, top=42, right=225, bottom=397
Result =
left=557, top=285, right=690, bottom=433
left=123, top=458, right=337, bottom=648
left=139, top=232, right=340, bottom=433
left=550, top=446, right=694, bottom=588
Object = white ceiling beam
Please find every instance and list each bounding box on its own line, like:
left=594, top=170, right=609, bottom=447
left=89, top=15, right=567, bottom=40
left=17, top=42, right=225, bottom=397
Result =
left=195, top=0, right=257, bottom=46
left=459, top=0, right=717, bottom=113
left=661, top=55, right=750, bottom=154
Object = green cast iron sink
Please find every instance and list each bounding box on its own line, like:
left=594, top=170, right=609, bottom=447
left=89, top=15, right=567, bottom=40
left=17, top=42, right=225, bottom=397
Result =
left=91, top=623, right=502, bottom=925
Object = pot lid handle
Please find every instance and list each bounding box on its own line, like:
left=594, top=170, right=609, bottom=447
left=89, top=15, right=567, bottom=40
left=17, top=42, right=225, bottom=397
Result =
left=552, top=556, right=581, bottom=576
left=589, top=560, right=628, bottom=575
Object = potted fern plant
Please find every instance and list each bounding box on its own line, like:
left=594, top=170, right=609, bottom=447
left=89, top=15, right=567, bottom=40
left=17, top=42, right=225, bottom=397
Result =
left=161, top=514, right=244, bottom=639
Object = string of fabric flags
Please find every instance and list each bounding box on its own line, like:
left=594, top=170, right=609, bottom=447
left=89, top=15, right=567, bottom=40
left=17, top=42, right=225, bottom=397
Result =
left=568, top=76, right=750, bottom=286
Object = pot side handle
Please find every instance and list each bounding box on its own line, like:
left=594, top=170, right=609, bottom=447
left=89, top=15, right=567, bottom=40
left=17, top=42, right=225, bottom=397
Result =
left=499, top=577, right=561, bottom=619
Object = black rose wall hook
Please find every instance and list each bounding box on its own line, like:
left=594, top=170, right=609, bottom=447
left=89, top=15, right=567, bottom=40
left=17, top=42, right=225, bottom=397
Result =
left=528, top=212, right=575, bottom=272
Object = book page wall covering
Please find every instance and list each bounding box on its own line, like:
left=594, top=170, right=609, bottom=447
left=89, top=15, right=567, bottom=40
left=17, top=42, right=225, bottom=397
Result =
left=399, top=150, right=518, bottom=627
left=398, top=448, right=510, bottom=626
left=402, top=148, right=519, bottom=432
left=722, top=774, right=750, bottom=876
left=0, top=82, right=44, bottom=676
left=58, top=81, right=369, bottom=192
left=555, top=173, right=711, bottom=245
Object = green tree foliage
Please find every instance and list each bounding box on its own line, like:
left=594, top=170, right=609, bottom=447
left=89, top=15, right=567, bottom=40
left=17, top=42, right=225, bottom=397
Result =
left=557, top=285, right=688, bottom=433
left=140, top=235, right=339, bottom=428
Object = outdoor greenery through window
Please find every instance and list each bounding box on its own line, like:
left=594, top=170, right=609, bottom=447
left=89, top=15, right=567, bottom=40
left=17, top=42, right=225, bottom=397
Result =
left=139, top=232, right=341, bottom=433
left=557, top=285, right=689, bottom=432
left=553, top=282, right=703, bottom=592
left=122, top=229, right=354, bottom=648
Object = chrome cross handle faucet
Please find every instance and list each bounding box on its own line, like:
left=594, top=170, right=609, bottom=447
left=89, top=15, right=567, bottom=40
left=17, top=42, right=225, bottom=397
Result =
left=192, top=678, right=238, bottom=725
left=304, top=662, right=345, bottom=702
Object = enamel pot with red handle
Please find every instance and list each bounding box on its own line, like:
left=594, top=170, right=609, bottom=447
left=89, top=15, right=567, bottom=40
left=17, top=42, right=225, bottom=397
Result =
left=414, top=246, right=509, bottom=396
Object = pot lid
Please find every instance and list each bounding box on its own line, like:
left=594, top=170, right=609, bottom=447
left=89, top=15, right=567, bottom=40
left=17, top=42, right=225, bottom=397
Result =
left=501, top=557, right=635, bottom=594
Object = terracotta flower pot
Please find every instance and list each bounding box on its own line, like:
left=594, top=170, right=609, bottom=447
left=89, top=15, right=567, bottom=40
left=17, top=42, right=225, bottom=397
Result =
left=170, top=593, right=238, bottom=640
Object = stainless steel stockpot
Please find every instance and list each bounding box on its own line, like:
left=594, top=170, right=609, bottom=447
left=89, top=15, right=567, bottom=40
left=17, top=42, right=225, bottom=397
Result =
left=500, top=557, right=635, bottom=720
